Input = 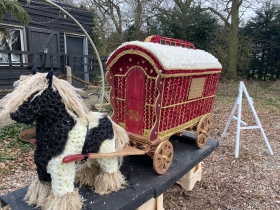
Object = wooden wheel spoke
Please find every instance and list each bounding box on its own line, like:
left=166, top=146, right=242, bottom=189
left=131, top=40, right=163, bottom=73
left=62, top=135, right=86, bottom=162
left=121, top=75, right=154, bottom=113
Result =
left=198, top=134, right=206, bottom=143
left=159, top=161, right=168, bottom=169
left=156, top=156, right=164, bottom=162
left=166, top=157, right=172, bottom=163
left=200, top=122, right=205, bottom=129
left=196, top=115, right=211, bottom=148
left=157, top=163, right=163, bottom=170
left=153, top=141, right=174, bottom=174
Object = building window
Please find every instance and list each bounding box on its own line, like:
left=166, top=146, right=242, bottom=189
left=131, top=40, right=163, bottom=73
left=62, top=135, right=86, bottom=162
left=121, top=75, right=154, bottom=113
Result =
left=0, top=25, right=24, bottom=63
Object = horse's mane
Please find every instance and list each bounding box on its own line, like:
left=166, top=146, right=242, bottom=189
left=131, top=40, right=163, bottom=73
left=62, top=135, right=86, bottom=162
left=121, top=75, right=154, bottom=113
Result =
left=1, top=73, right=91, bottom=122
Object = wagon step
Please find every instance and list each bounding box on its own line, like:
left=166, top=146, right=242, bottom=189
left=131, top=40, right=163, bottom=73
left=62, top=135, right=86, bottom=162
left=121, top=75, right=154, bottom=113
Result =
left=62, top=145, right=146, bottom=163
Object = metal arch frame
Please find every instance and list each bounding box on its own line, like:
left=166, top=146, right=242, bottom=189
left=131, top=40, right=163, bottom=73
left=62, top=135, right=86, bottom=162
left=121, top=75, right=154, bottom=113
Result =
left=42, top=0, right=105, bottom=111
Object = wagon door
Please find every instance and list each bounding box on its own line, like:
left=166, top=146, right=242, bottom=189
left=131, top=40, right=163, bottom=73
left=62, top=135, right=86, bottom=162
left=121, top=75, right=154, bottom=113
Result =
left=126, top=67, right=145, bottom=135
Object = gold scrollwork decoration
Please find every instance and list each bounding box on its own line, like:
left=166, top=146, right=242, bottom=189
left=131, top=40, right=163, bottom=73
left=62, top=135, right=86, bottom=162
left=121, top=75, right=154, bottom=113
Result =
left=143, top=129, right=151, bottom=138
left=158, top=113, right=211, bottom=140
left=128, top=110, right=141, bottom=121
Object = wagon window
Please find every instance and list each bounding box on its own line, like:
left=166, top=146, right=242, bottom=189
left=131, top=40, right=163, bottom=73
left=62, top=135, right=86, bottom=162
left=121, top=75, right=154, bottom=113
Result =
left=170, top=42, right=175, bottom=46
left=188, top=77, right=206, bottom=100
left=181, top=44, right=185, bottom=48
left=160, top=39, right=165, bottom=45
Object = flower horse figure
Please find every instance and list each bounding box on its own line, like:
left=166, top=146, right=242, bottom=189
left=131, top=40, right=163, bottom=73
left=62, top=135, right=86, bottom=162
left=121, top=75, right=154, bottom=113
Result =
left=1, top=70, right=129, bottom=210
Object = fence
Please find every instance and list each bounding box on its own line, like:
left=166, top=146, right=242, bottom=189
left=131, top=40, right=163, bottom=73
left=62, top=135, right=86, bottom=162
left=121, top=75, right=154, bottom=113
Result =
left=65, top=53, right=108, bottom=87
left=0, top=50, right=108, bottom=90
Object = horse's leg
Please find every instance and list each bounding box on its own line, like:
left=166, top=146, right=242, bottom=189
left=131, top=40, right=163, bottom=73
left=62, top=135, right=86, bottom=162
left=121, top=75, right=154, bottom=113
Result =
left=94, top=139, right=127, bottom=195
left=43, top=156, right=83, bottom=210
left=24, top=162, right=52, bottom=207
left=75, top=159, right=100, bottom=187
left=24, top=177, right=51, bottom=207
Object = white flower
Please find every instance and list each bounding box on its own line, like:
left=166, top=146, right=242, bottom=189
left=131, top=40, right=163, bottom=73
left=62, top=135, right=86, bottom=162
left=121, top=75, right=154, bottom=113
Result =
left=97, top=139, right=118, bottom=174
left=108, top=41, right=222, bottom=70
left=47, top=116, right=119, bottom=196
left=47, top=121, right=87, bottom=196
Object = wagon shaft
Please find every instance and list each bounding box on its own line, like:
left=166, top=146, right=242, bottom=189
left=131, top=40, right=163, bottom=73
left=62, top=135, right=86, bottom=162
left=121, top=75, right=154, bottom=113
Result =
left=62, top=145, right=145, bottom=163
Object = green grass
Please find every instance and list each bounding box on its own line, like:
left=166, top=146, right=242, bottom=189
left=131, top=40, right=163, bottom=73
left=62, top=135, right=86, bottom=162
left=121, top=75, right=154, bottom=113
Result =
left=216, top=80, right=280, bottom=114
left=0, top=154, right=16, bottom=162
left=0, top=123, right=36, bottom=161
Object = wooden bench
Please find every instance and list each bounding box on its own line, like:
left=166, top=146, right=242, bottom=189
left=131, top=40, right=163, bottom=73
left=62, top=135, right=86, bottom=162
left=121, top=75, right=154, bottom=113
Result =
left=0, top=133, right=219, bottom=210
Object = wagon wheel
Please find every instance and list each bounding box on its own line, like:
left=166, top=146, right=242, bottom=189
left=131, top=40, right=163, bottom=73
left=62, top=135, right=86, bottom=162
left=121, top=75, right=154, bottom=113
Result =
left=153, top=141, right=174, bottom=174
left=196, top=115, right=212, bottom=148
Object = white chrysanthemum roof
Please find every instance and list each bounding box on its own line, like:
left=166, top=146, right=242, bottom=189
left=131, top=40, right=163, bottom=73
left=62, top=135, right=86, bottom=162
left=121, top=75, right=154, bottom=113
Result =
left=107, top=41, right=222, bottom=71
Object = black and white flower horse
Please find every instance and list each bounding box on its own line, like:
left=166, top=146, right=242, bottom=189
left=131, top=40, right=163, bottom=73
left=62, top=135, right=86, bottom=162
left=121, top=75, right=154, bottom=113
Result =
left=1, top=71, right=129, bottom=210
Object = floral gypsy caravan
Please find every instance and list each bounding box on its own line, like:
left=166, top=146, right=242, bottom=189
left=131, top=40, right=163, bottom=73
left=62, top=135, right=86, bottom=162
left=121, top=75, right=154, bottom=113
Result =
left=105, top=36, right=222, bottom=174
left=1, top=70, right=130, bottom=210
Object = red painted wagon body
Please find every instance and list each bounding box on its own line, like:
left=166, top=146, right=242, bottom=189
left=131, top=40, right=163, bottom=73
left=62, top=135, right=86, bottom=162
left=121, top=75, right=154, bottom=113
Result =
left=106, top=36, right=222, bottom=173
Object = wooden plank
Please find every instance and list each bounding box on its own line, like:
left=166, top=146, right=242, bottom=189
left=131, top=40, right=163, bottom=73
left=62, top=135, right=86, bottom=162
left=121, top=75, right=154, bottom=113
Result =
left=127, top=131, right=152, bottom=143
left=20, top=0, right=92, bottom=19
left=23, top=7, right=92, bottom=25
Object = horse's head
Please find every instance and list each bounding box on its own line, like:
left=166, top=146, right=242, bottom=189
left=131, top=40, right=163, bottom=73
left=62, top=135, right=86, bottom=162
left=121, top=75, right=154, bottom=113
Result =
left=3, top=70, right=56, bottom=124
left=10, top=91, right=42, bottom=124
left=10, top=88, right=59, bottom=124
left=2, top=69, right=91, bottom=125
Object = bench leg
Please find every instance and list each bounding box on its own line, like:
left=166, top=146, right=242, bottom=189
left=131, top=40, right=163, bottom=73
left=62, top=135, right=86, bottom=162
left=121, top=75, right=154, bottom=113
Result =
left=137, top=194, right=164, bottom=210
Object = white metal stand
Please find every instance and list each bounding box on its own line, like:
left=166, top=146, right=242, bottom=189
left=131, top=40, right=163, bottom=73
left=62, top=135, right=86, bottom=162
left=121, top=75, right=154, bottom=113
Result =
left=221, top=81, right=274, bottom=158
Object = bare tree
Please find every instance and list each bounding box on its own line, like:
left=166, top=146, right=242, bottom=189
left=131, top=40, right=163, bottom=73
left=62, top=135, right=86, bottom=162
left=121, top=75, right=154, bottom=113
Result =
left=83, top=0, right=124, bottom=46
left=80, top=0, right=157, bottom=53
left=123, top=0, right=153, bottom=40
left=174, top=0, right=193, bottom=12
left=203, top=0, right=264, bottom=79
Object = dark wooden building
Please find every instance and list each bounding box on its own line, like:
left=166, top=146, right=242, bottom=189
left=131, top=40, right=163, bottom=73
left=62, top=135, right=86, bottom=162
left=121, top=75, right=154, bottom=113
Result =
left=0, top=0, right=106, bottom=90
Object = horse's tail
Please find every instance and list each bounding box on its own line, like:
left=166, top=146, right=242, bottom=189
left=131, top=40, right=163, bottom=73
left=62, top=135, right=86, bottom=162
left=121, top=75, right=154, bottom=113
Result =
left=110, top=118, right=130, bottom=151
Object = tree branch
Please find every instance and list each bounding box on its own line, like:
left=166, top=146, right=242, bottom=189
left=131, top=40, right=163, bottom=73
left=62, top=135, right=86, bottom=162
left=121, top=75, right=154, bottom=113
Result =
left=203, top=7, right=231, bottom=27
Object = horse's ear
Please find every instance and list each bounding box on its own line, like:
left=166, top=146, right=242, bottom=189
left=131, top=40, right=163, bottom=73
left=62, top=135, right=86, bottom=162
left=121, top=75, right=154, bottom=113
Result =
left=32, top=67, right=38, bottom=75
left=46, top=68, right=54, bottom=88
